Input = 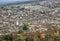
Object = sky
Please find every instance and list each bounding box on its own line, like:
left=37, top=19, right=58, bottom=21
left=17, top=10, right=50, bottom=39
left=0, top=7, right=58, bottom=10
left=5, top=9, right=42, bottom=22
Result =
left=0, top=0, right=30, bottom=5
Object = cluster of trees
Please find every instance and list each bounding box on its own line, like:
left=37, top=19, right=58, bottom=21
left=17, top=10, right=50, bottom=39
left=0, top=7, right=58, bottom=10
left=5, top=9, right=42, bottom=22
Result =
left=0, top=32, right=60, bottom=41
left=0, top=24, right=60, bottom=41
left=0, top=35, right=13, bottom=41
left=0, top=35, right=34, bottom=41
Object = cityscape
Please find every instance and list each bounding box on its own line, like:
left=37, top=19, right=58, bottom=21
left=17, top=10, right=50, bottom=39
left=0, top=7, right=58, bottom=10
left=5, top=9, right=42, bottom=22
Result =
left=0, top=0, right=60, bottom=41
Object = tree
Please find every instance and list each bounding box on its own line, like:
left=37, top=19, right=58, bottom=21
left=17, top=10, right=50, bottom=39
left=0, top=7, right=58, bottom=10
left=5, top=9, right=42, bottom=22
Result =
left=54, top=36, right=60, bottom=41
left=45, top=34, right=54, bottom=41
left=18, top=30, right=24, bottom=34
left=15, top=38, right=22, bottom=41
left=2, top=35, right=13, bottom=41
left=23, top=24, right=29, bottom=30
left=25, top=37, right=34, bottom=41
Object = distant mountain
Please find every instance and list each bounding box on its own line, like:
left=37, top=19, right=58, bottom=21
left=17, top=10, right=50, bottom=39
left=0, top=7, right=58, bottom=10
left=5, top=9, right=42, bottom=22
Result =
left=0, top=0, right=60, bottom=9
left=0, top=0, right=45, bottom=6
left=40, top=0, right=60, bottom=9
left=0, top=0, right=29, bottom=5
left=0, top=1, right=37, bottom=6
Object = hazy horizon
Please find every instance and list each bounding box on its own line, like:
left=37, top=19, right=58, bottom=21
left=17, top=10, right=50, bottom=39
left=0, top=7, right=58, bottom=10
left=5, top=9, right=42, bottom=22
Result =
left=0, top=0, right=30, bottom=5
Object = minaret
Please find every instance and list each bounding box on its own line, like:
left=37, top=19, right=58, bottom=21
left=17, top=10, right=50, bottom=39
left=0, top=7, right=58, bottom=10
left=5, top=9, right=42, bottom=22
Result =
left=16, top=20, right=19, bottom=26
